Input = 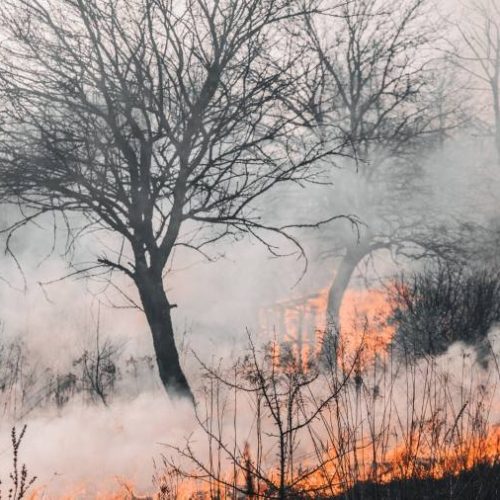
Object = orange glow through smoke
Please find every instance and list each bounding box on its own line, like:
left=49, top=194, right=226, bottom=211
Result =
left=36, top=287, right=500, bottom=498
left=260, top=286, right=395, bottom=370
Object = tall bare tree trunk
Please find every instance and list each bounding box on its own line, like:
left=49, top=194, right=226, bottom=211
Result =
left=136, top=269, right=194, bottom=402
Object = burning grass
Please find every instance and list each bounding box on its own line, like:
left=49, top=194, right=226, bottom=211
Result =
left=11, top=345, right=500, bottom=498
left=150, top=326, right=500, bottom=499
left=7, top=279, right=500, bottom=499
left=327, top=460, right=500, bottom=500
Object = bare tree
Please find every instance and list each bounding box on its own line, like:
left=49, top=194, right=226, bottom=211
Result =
left=449, top=0, right=500, bottom=165
left=0, top=0, right=336, bottom=400
left=301, top=0, right=466, bottom=340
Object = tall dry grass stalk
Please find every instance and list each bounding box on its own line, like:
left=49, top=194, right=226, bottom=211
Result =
left=160, top=327, right=500, bottom=499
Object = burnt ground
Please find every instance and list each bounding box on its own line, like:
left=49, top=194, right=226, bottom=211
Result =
left=326, top=462, right=500, bottom=500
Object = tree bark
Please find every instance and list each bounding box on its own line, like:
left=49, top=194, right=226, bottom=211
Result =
left=322, top=239, right=372, bottom=359
left=135, top=268, right=194, bottom=403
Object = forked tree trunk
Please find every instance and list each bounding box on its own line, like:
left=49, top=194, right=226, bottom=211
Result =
left=135, top=268, right=194, bottom=402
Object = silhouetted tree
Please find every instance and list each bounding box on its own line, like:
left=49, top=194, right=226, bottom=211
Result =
left=448, top=0, right=500, bottom=165
left=301, top=0, right=466, bottom=345
left=0, top=0, right=337, bottom=400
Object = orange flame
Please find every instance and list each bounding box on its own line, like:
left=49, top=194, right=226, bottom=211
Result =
left=339, top=287, right=395, bottom=368
left=260, top=286, right=395, bottom=371
left=33, top=287, right=500, bottom=498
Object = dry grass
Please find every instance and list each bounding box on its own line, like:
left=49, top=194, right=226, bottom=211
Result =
left=160, top=327, right=500, bottom=499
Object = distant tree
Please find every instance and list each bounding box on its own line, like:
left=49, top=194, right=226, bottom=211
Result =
left=448, top=0, right=500, bottom=165
left=300, top=0, right=466, bottom=346
left=0, top=0, right=338, bottom=400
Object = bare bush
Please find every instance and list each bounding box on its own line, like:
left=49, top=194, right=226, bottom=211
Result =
left=73, top=332, right=119, bottom=406
left=163, top=332, right=354, bottom=499
left=389, top=263, right=500, bottom=360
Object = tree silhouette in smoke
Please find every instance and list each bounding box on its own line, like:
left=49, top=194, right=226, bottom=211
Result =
left=0, top=0, right=341, bottom=400
left=301, top=0, right=469, bottom=345
left=448, top=0, right=500, bottom=167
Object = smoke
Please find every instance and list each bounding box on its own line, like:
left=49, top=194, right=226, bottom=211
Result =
left=0, top=0, right=499, bottom=489
left=0, top=323, right=496, bottom=497
left=0, top=393, right=196, bottom=496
